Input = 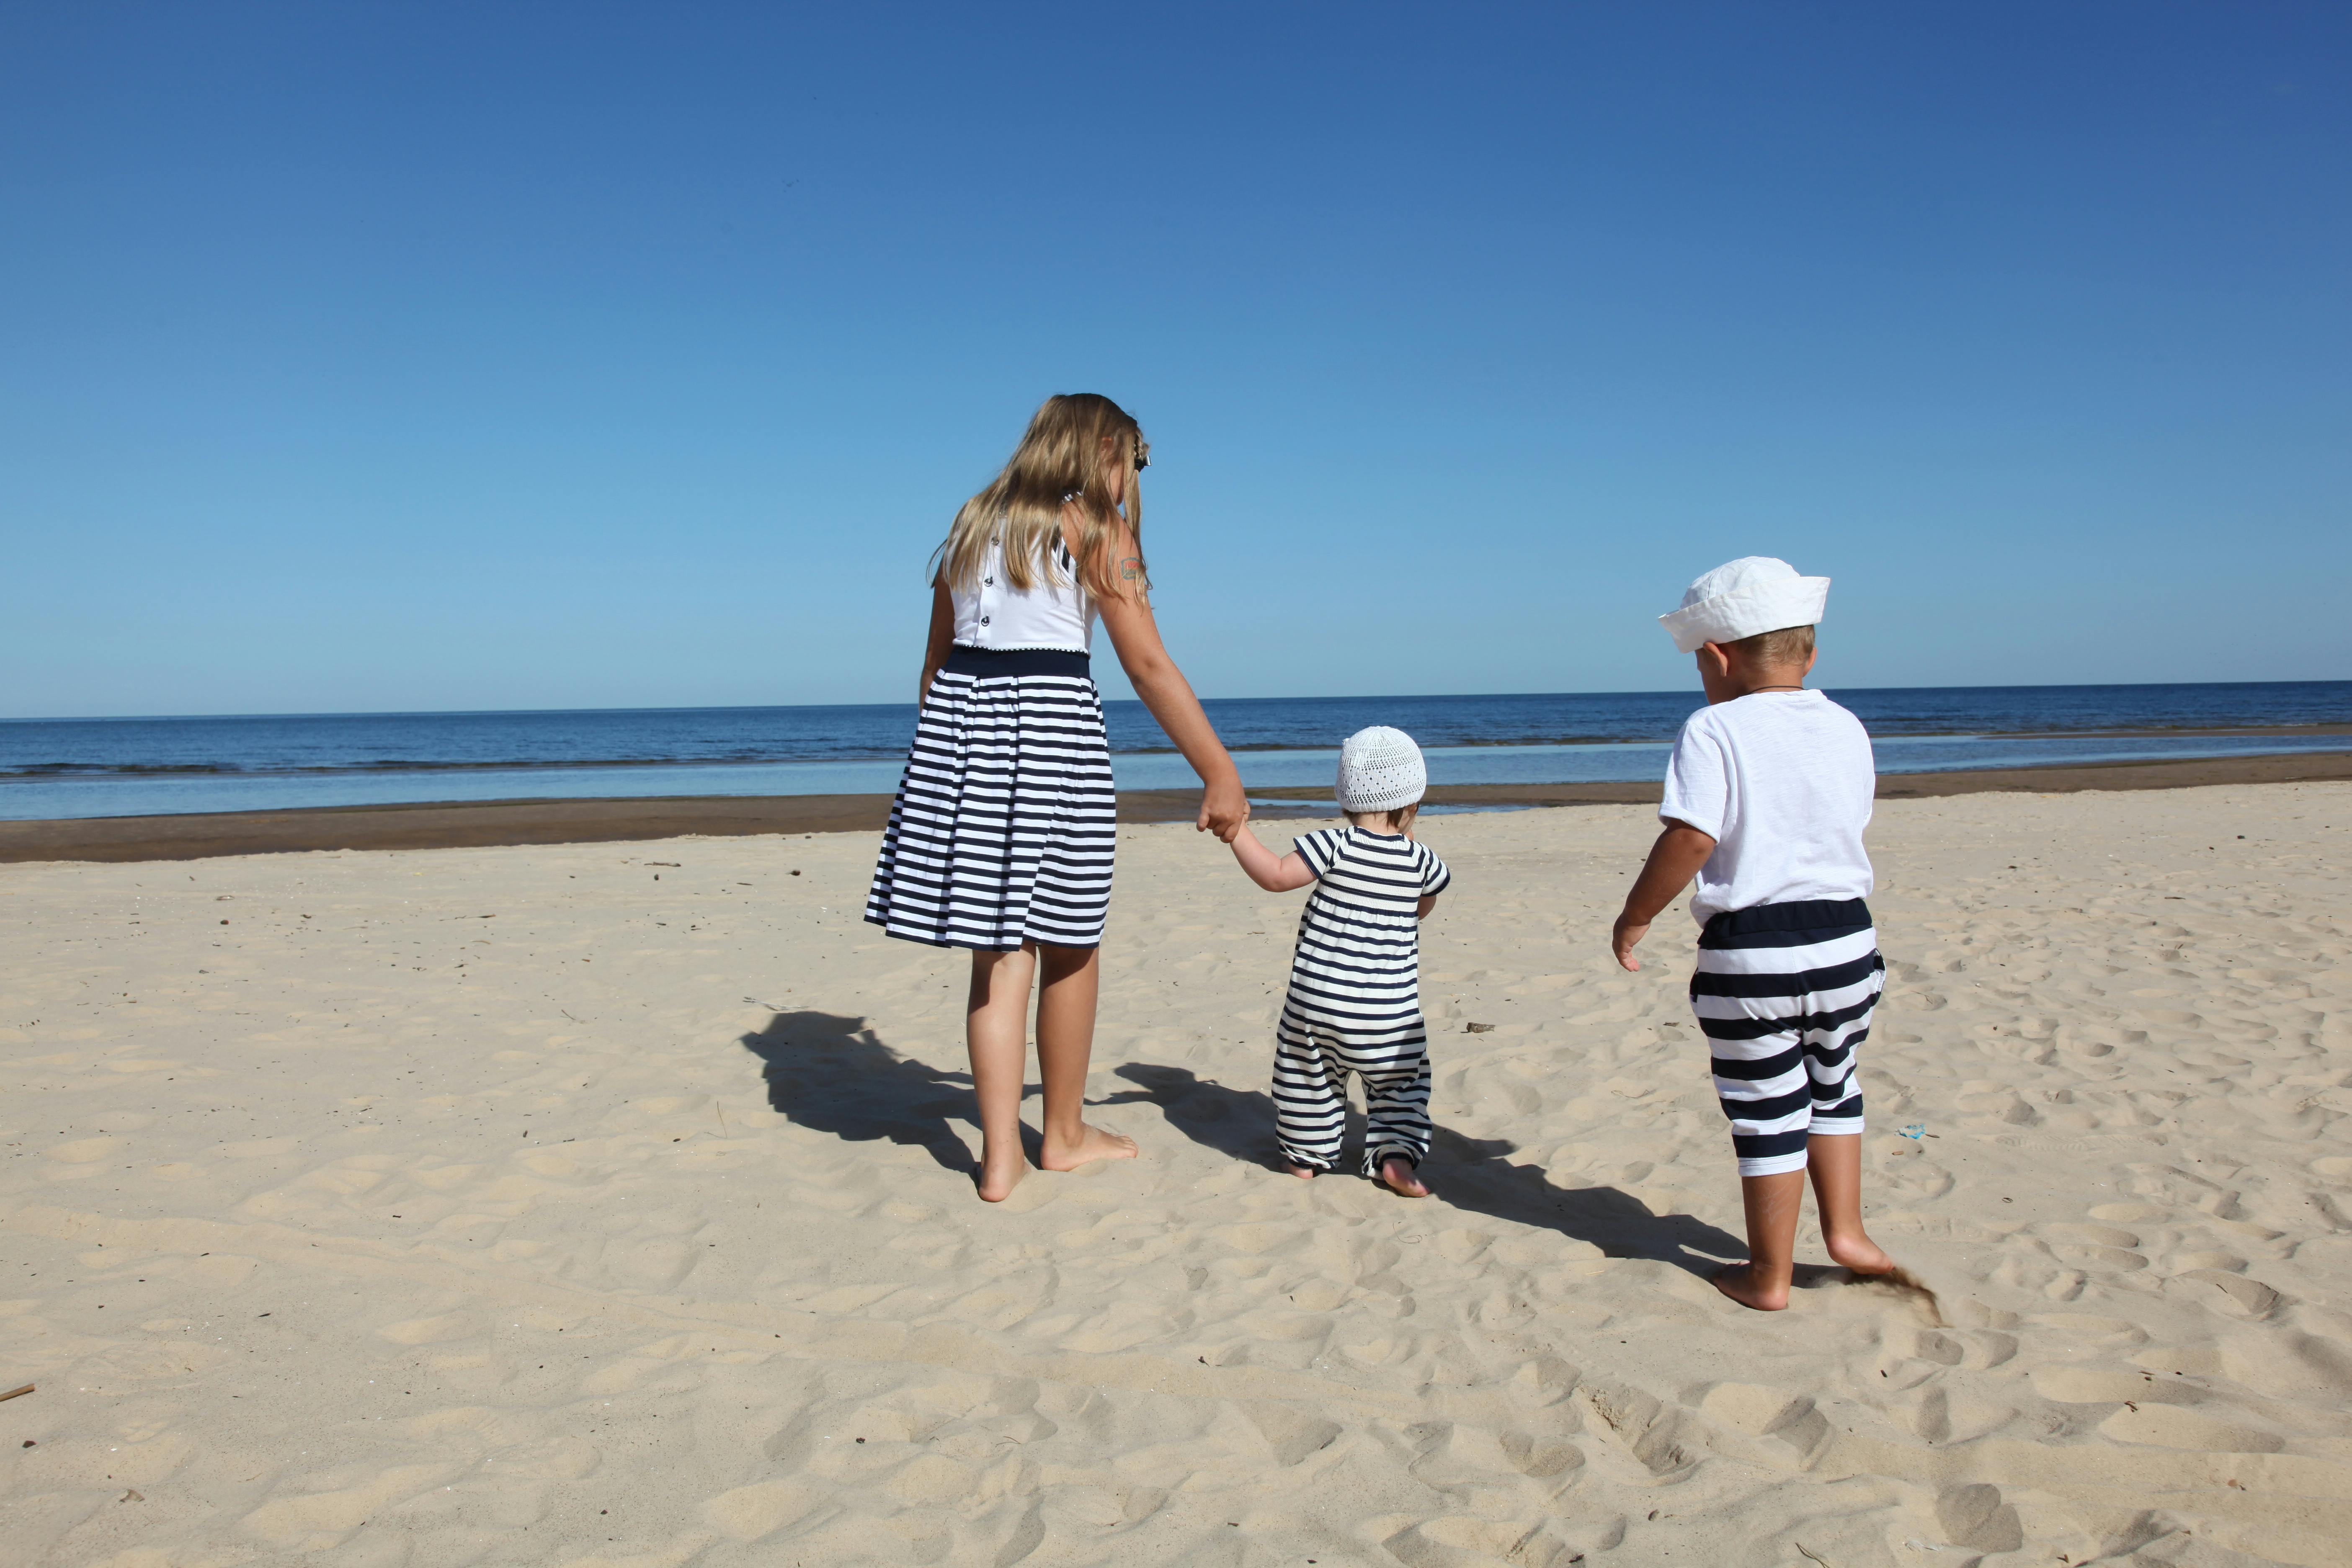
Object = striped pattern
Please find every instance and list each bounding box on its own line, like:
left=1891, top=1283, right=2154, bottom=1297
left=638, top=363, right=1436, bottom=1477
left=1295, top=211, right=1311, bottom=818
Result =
left=863, top=661, right=1114, bottom=951
left=1689, top=897, right=1883, bottom=1176
left=1273, top=827, right=1450, bottom=1175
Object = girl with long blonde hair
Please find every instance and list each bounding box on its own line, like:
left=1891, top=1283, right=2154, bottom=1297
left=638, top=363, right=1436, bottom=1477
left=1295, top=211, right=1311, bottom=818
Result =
left=864, top=393, right=1249, bottom=1201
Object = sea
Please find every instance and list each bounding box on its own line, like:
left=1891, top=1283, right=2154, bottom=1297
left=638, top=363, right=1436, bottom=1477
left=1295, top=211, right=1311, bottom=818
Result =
left=3, top=681, right=2347, bottom=822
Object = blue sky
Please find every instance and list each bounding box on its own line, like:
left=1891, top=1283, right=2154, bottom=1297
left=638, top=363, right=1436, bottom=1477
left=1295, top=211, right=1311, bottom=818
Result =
left=4, top=2, right=2346, bottom=717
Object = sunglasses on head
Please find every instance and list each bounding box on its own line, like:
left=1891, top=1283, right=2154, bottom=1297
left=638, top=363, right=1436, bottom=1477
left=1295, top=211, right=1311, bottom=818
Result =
left=1133, top=438, right=1150, bottom=471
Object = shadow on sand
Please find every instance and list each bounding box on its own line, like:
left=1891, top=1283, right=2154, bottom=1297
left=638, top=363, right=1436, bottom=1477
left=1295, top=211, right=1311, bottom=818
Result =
left=738, top=1010, right=987, bottom=1180
left=1102, top=1062, right=1748, bottom=1279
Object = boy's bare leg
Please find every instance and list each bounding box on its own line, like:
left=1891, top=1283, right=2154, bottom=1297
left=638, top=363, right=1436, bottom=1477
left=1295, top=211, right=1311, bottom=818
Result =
left=967, top=946, right=1039, bottom=1202
left=1806, top=1132, right=1893, bottom=1275
left=1034, top=943, right=1137, bottom=1172
left=1714, top=1168, right=1807, bottom=1310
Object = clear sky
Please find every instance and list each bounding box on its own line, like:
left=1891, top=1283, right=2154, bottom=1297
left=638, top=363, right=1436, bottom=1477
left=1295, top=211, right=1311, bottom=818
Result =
left=4, top=2, right=2346, bottom=717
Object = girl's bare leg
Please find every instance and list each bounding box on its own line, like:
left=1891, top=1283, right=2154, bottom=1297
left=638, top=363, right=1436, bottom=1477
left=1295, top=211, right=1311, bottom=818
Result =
left=1806, top=1132, right=1893, bottom=1275
left=967, top=946, right=1038, bottom=1202
left=1033, top=943, right=1137, bottom=1171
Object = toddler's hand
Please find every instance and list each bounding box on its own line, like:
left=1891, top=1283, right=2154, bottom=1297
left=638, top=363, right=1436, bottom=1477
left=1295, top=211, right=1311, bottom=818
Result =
left=1611, top=910, right=1650, bottom=972
left=1198, top=776, right=1250, bottom=843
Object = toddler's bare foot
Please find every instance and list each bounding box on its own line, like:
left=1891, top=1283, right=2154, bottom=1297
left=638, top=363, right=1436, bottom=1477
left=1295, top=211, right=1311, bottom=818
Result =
left=1825, top=1231, right=1895, bottom=1277
left=976, top=1149, right=1025, bottom=1204
left=1377, top=1155, right=1430, bottom=1198
left=1711, top=1262, right=1790, bottom=1311
left=1040, top=1121, right=1138, bottom=1172
left=1285, top=1162, right=1318, bottom=1180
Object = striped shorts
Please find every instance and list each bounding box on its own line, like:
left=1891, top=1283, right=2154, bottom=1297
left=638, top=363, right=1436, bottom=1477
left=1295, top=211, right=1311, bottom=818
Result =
left=864, top=647, right=1115, bottom=951
left=1689, top=897, right=1884, bottom=1177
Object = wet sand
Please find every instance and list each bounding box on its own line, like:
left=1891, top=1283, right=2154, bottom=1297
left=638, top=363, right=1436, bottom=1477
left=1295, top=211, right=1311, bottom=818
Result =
left=3, top=750, right=2348, bottom=864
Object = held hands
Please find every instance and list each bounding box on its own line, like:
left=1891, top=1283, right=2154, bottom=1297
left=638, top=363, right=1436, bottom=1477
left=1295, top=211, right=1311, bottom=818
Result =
left=1197, top=774, right=1251, bottom=843
left=1611, top=910, right=1651, bottom=972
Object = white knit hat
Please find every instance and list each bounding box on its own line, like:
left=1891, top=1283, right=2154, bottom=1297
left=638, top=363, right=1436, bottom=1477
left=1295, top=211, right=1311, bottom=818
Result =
left=1658, top=555, right=1831, bottom=655
left=1336, top=726, right=1426, bottom=814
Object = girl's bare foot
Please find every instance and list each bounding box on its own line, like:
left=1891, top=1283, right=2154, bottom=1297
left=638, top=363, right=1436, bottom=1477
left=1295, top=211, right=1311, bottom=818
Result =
left=1825, top=1230, right=1895, bottom=1276
left=976, top=1149, right=1026, bottom=1203
left=1711, top=1261, right=1790, bottom=1311
left=1039, top=1121, right=1138, bottom=1172
left=1377, top=1155, right=1429, bottom=1198
left=1285, top=1162, right=1318, bottom=1180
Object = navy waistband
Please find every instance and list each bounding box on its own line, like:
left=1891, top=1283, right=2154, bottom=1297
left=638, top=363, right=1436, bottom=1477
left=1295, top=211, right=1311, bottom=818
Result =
left=944, top=645, right=1092, bottom=678
left=1699, top=897, right=1872, bottom=946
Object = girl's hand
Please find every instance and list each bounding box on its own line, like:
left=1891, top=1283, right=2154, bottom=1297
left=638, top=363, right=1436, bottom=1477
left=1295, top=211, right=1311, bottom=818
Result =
left=1198, top=774, right=1250, bottom=842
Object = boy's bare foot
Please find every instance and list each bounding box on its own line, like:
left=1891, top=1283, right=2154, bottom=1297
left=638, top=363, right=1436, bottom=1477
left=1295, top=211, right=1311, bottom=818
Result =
left=976, top=1151, right=1025, bottom=1204
left=1711, top=1262, right=1790, bottom=1311
left=1285, top=1162, right=1318, bottom=1180
left=1377, top=1155, right=1429, bottom=1198
left=1825, top=1231, right=1896, bottom=1277
left=1039, top=1121, right=1138, bottom=1172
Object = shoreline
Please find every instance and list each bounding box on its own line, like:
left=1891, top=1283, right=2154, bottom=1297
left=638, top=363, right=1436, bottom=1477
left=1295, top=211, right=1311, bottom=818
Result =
left=2, top=748, right=2347, bottom=863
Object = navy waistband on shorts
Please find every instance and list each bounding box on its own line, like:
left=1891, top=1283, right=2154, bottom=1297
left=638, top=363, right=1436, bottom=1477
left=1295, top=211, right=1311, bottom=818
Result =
left=944, top=645, right=1091, bottom=678
left=1699, top=897, right=1873, bottom=947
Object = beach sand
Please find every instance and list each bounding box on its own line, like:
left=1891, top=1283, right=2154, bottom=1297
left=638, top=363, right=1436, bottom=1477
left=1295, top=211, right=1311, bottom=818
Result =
left=3, top=782, right=2349, bottom=1565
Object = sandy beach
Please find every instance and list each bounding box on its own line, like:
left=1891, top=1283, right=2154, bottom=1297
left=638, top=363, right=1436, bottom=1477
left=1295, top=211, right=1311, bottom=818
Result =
left=4, top=781, right=2349, bottom=1565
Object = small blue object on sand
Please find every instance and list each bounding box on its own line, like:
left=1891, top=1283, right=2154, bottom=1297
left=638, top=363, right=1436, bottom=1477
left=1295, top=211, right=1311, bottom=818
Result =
left=1899, top=1123, right=1926, bottom=1140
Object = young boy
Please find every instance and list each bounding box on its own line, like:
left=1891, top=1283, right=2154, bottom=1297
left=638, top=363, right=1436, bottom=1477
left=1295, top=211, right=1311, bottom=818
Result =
left=1613, top=557, right=1899, bottom=1310
left=1230, top=726, right=1450, bottom=1197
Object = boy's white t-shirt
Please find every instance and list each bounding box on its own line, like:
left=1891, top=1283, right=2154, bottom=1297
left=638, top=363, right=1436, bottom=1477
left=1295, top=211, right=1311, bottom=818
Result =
left=1658, top=690, right=1876, bottom=923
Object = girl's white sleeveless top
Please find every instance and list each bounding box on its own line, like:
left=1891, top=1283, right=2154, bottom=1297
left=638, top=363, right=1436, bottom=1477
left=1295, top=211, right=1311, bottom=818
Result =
left=951, top=533, right=1097, bottom=654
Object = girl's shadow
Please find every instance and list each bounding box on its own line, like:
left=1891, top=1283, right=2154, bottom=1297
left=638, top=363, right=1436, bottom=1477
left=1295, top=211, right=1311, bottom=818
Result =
left=738, top=1010, right=983, bottom=1178
left=1104, top=1063, right=1745, bottom=1279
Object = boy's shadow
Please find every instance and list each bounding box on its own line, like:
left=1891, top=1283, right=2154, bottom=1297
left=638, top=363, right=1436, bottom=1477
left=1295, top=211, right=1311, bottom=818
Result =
left=738, top=1011, right=986, bottom=1179
left=1104, top=1064, right=1746, bottom=1278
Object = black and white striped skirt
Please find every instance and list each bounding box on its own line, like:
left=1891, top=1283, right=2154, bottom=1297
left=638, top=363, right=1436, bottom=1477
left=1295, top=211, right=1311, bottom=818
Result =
left=864, top=646, right=1116, bottom=951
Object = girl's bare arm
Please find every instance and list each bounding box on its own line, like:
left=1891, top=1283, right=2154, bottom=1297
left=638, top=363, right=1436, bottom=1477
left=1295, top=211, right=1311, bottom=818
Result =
left=918, top=581, right=955, bottom=703
left=1092, top=529, right=1248, bottom=841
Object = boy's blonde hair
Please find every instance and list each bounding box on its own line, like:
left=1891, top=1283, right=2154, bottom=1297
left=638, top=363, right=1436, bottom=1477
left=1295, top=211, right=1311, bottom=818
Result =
left=1728, top=624, right=1815, bottom=666
left=932, top=394, right=1148, bottom=601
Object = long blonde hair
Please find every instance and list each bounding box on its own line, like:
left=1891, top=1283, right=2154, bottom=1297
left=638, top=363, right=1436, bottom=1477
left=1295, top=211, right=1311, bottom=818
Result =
left=932, top=394, right=1148, bottom=600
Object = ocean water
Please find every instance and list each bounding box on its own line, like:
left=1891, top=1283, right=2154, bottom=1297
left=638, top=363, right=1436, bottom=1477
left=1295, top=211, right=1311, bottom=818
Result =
left=2, top=681, right=2346, bottom=821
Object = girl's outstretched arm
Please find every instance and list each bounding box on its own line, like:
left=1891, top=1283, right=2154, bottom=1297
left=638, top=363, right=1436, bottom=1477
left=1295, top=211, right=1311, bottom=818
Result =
left=1094, top=531, right=1249, bottom=841
left=1230, top=823, right=1317, bottom=891
left=918, top=581, right=955, bottom=704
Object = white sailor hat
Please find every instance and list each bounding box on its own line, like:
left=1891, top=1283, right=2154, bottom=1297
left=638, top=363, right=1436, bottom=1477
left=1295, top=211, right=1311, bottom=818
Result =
left=1658, top=556, right=1831, bottom=655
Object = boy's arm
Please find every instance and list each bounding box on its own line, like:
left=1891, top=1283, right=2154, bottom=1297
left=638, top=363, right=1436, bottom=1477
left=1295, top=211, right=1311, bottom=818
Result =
left=1416, top=894, right=1437, bottom=920
left=1230, top=823, right=1319, bottom=892
left=1611, top=820, right=1716, bottom=971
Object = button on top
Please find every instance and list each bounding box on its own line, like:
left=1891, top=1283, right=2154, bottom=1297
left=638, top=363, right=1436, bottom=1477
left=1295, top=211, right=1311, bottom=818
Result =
left=980, top=615, right=990, bottom=625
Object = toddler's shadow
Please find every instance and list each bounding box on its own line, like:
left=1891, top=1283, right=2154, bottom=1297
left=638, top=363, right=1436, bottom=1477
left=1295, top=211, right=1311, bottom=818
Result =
left=1105, top=1063, right=1745, bottom=1278
left=738, top=1010, right=983, bottom=1178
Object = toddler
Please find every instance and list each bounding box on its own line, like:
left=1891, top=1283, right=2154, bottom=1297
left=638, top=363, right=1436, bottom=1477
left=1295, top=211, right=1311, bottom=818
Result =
left=1230, top=727, right=1449, bottom=1196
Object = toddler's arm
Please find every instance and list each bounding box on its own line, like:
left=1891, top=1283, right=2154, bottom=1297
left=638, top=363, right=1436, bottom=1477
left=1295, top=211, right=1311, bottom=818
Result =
left=1230, top=823, right=1318, bottom=892
left=1611, top=819, right=1716, bottom=971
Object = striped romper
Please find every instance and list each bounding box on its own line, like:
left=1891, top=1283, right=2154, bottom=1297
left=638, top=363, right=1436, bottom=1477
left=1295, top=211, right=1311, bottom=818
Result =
left=1273, top=826, right=1451, bottom=1175
left=865, top=534, right=1116, bottom=951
